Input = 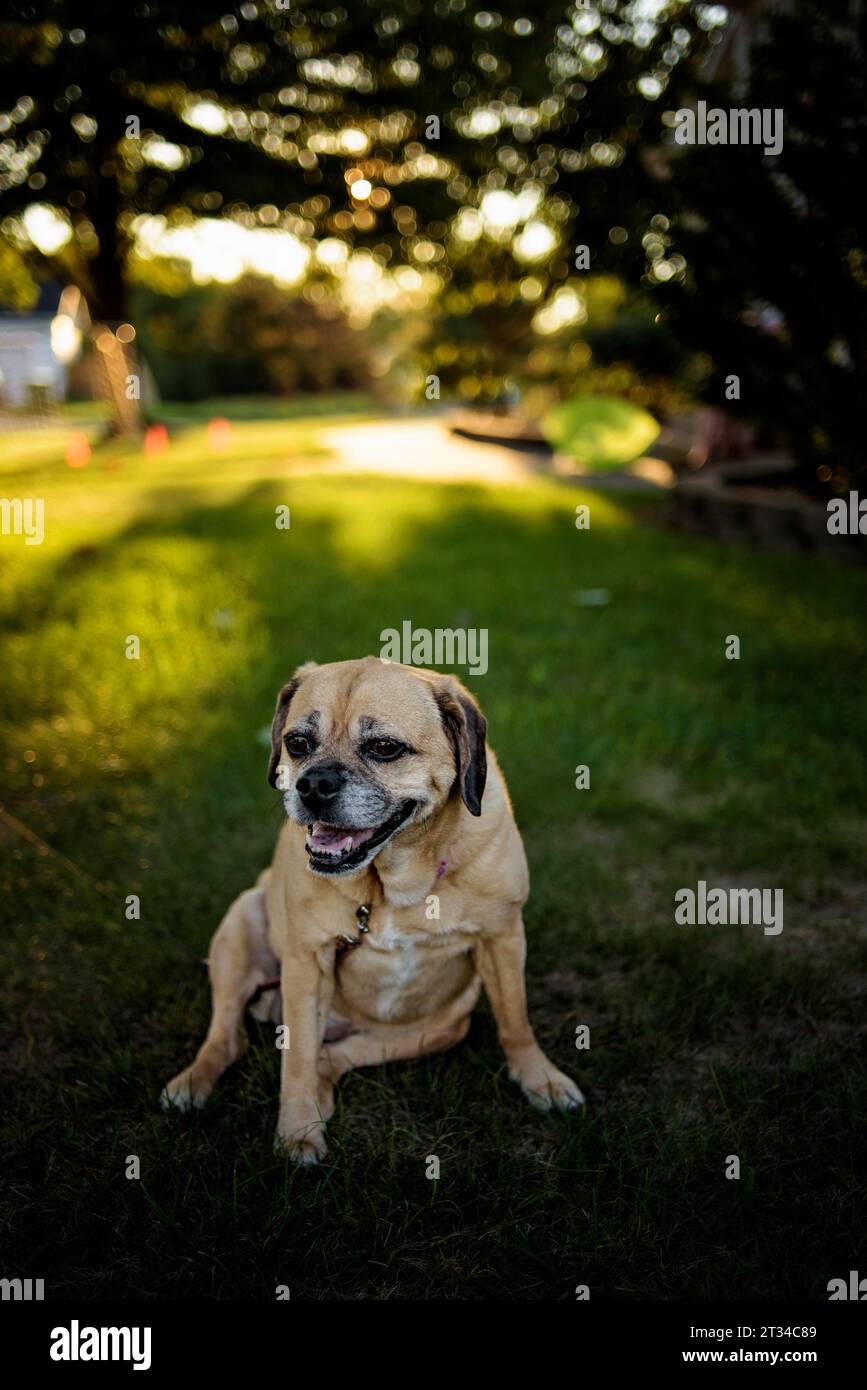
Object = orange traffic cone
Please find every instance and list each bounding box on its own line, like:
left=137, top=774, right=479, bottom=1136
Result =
left=144, top=423, right=169, bottom=456
left=65, top=432, right=91, bottom=468
left=208, top=416, right=231, bottom=452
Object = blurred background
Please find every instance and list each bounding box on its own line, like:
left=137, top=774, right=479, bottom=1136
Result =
left=1, top=0, right=864, bottom=513
left=2, top=1, right=866, bottom=1302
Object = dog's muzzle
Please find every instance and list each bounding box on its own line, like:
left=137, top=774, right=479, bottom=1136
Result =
left=304, top=800, right=417, bottom=875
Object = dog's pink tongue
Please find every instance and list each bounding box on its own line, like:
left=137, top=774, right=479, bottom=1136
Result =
left=310, top=822, right=375, bottom=854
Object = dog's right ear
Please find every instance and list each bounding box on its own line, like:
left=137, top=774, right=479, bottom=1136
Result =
left=267, top=662, right=317, bottom=787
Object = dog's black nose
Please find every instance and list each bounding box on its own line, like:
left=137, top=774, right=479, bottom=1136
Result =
left=296, top=762, right=346, bottom=815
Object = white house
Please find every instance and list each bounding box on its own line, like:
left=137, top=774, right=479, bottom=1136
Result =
left=0, top=283, right=87, bottom=407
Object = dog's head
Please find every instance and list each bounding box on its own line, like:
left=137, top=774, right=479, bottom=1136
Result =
left=267, top=657, right=487, bottom=876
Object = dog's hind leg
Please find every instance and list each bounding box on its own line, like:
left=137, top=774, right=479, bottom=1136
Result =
left=317, top=1014, right=473, bottom=1112
left=317, top=976, right=481, bottom=1109
left=161, top=884, right=278, bottom=1111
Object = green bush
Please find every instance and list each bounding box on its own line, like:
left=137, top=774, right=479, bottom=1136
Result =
left=542, top=393, right=660, bottom=471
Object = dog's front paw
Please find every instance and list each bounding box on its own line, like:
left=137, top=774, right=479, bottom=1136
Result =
left=274, top=1116, right=328, bottom=1166
left=160, top=1067, right=211, bottom=1112
left=508, top=1050, right=585, bottom=1113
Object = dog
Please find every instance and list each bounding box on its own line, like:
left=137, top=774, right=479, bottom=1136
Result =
left=162, top=657, right=584, bottom=1164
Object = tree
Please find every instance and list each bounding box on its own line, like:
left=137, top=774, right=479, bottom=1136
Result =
left=0, top=3, right=710, bottom=319
left=654, top=1, right=867, bottom=495
left=0, top=1, right=552, bottom=321
left=0, top=234, right=39, bottom=309
left=409, top=2, right=713, bottom=402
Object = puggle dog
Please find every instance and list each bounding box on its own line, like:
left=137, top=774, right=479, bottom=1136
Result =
left=162, top=657, right=583, bottom=1163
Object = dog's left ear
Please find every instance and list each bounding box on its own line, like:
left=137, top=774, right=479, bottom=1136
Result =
left=434, top=678, right=487, bottom=816
left=267, top=662, right=317, bottom=787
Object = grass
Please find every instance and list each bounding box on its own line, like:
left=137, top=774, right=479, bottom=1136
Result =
left=1, top=407, right=866, bottom=1300
left=13, top=389, right=379, bottom=425
left=151, top=391, right=378, bottom=422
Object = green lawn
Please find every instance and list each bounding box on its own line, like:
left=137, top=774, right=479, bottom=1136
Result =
left=1, top=412, right=866, bottom=1300
left=25, top=389, right=378, bottom=426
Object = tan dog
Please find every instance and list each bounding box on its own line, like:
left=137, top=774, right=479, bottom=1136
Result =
left=162, top=657, right=583, bottom=1163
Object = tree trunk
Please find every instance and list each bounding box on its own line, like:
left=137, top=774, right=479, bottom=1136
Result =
left=89, top=239, right=128, bottom=324
left=87, top=184, right=141, bottom=434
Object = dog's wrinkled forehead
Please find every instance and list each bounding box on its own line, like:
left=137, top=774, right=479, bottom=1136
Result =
left=289, top=658, right=441, bottom=748
left=269, top=657, right=487, bottom=816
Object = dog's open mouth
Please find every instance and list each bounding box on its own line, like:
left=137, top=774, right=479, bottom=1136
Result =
left=305, top=800, right=416, bottom=874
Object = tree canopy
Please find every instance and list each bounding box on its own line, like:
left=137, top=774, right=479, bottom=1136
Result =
left=0, top=1, right=710, bottom=320
left=658, top=2, right=867, bottom=492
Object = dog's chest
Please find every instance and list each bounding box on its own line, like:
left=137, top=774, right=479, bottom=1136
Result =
left=349, top=907, right=476, bottom=1021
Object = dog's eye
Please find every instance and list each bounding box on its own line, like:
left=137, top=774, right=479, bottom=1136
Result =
left=366, top=738, right=406, bottom=761
left=284, top=733, right=313, bottom=759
